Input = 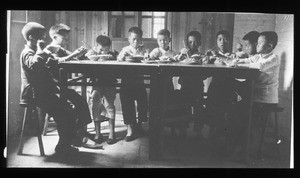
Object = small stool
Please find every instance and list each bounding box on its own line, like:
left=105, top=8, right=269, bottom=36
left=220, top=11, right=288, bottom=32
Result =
left=257, top=104, right=283, bottom=160
left=18, top=103, right=45, bottom=156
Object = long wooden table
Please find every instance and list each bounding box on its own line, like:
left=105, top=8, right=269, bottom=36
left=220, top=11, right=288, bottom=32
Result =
left=58, top=60, right=260, bottom=164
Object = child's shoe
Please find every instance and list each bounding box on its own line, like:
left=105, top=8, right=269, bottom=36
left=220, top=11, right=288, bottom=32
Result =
left=55, top=144, right=79, bottom=155
left=106, top=138, right=117, bottom=145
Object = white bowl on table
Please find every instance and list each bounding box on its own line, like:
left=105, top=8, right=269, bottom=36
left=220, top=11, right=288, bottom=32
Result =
left=87, top=55, right=100, bottom=61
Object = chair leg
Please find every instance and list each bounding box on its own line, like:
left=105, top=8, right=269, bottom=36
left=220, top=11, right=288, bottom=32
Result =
left=274, top=112, right=281, bottom=161
left=257, top=111, right=268, bottom=159
left=34, top=108, right=45, bottom=156
left=43, top=114, right=50, bottom=136
left=18, top=107, right=30, bottom=155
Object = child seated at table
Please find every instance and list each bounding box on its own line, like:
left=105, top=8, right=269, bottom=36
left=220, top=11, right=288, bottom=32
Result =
left=85, top=35, right=118, bottom=144
left=44, top=23, right=99, bottom=148
left=174, top=31, right=207, bottom=136
left=239, top=31, right=260, bottom=58
left=117, top=27, right=148, bottom=142
left=235, top=31, right=280, bottom=155
left=174, top=31, right=205, bottom=61
left=149, top=29, right=176, bottom=60
left=234, top=31, right=260, bottom=99
left=20, top=22, right=86, bottom=155
left=149, top=29, right=176, bottom=97
left=205, top=30, right=238, bottom=148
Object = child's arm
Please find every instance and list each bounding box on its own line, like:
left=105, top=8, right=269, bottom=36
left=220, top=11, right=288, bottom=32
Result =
left=85, top=49, right=97, bottom=57
left=247, top=54, right=279, bottom=71
left=61, top=46, right=87, bottom=62
left=23, top=40, right=50, bottom=70
left=117, top=47, right=132, bottom=61
left=117, top=48, right=126, bottom=61
left=149, top=48, right=160, bottom=60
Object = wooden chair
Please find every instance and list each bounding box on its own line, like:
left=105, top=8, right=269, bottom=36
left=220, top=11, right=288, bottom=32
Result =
left=18, top=102, right=45, bottom=156
left=257, top=104, right=283, bottom=160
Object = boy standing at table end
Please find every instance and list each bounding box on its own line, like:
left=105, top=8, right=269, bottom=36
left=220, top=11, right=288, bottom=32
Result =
left=117, top=27, right=148, bottom=142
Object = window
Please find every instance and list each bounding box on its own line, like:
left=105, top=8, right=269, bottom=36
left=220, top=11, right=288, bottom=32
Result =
left=108, top=11, right=167, bottom=39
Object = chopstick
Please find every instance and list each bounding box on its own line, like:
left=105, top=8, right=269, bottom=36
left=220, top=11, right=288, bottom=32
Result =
left=81, top=41, right=92, bottom=50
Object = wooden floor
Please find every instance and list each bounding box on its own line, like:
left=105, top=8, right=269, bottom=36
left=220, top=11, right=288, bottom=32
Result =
left=6, top=113, right=291, bottom=168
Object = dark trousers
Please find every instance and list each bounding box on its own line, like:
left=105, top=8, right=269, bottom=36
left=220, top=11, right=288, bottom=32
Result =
left=179, top=76, right=205, bottom=131
left=64, top=88, right=92, bottom=130
left=120, top=81, right=148, bottom=125
left=205, top=76, right=237, bottom=137
left=35, top=91, right=76, bottom=146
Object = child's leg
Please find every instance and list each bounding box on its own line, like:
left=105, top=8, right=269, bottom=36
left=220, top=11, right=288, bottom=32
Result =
left=101, top=87, right=116, bottom=140
left=90, top=88, right=103, bottom=140
left=120, top=85, right=136, bottom=136
left=64, top=88, right=93, bottom=131
left=136, top=84, right=148, bottom=123
left=36, top=93, right=76, bottom=151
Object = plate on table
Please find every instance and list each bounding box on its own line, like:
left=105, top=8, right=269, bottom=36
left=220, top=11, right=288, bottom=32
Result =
left=141, top=60, right=157, bottom=64
left=125, top=56, right=143, bottom=63
left=179, top=58, right=201, bottom=65
left=179, top=61, right=201, bottom=65
left=155, top=59, right=172, bottom=63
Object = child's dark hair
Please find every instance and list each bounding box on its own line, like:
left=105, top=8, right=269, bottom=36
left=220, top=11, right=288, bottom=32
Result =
left=128, top=27, right=143, bottom=37
left=259, top=31, right=278, bottom=49
left=21, top=22, right=46, bottom=41
left=186, top=31, right=201, bottom=44
left=157, top=29, right=171, bottom=38
left=96, top=35, right=111, bottom=47
left=216, top=30, right=231, bottom=41
left=242, top=31, right=260, bottom=44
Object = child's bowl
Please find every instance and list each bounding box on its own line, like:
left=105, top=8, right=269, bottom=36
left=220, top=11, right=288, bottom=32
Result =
left=98, top=54, right=113, bottom=61
left=87, top=55, right=100, bottom=61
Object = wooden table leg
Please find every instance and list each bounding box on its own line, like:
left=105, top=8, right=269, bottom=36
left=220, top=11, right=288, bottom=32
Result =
left=148, top=72, right=164, bottom=160
left=241, top=79, right=254, bottom=165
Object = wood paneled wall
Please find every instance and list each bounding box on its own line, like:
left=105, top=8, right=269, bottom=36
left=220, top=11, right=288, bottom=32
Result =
left=45, top=11, right=109, bottom=51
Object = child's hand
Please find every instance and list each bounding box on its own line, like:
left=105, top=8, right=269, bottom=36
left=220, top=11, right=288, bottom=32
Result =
left=190, top=54, right=202, bottom=61
left=36, top=40, right=46, bottom=52
left=73, top=46, right=87, bottom=57
left=180, top=48, right=188, bottom=54
left=124, top=51, right=134, bottom=57
left=85, top=49, right=97, bottom=57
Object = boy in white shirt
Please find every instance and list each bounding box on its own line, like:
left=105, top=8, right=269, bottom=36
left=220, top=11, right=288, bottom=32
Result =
left=234, top=31, right=280, bottom=157
left=205, top=30, right=237, bottom=145
left=149, top=29, right=176, bottom=60
left=117, top=27, right=148, bottom=142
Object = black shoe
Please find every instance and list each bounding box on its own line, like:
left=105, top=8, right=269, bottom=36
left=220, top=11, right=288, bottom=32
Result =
left=94, top=136, right=104, bottom=144
left=70, top=137, right=83, bottom=147
left=55, top=144, right=79, bottom=155
left=106, top=138, right=117, bottom=145
left=124, top=135, right=136, bottom=142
